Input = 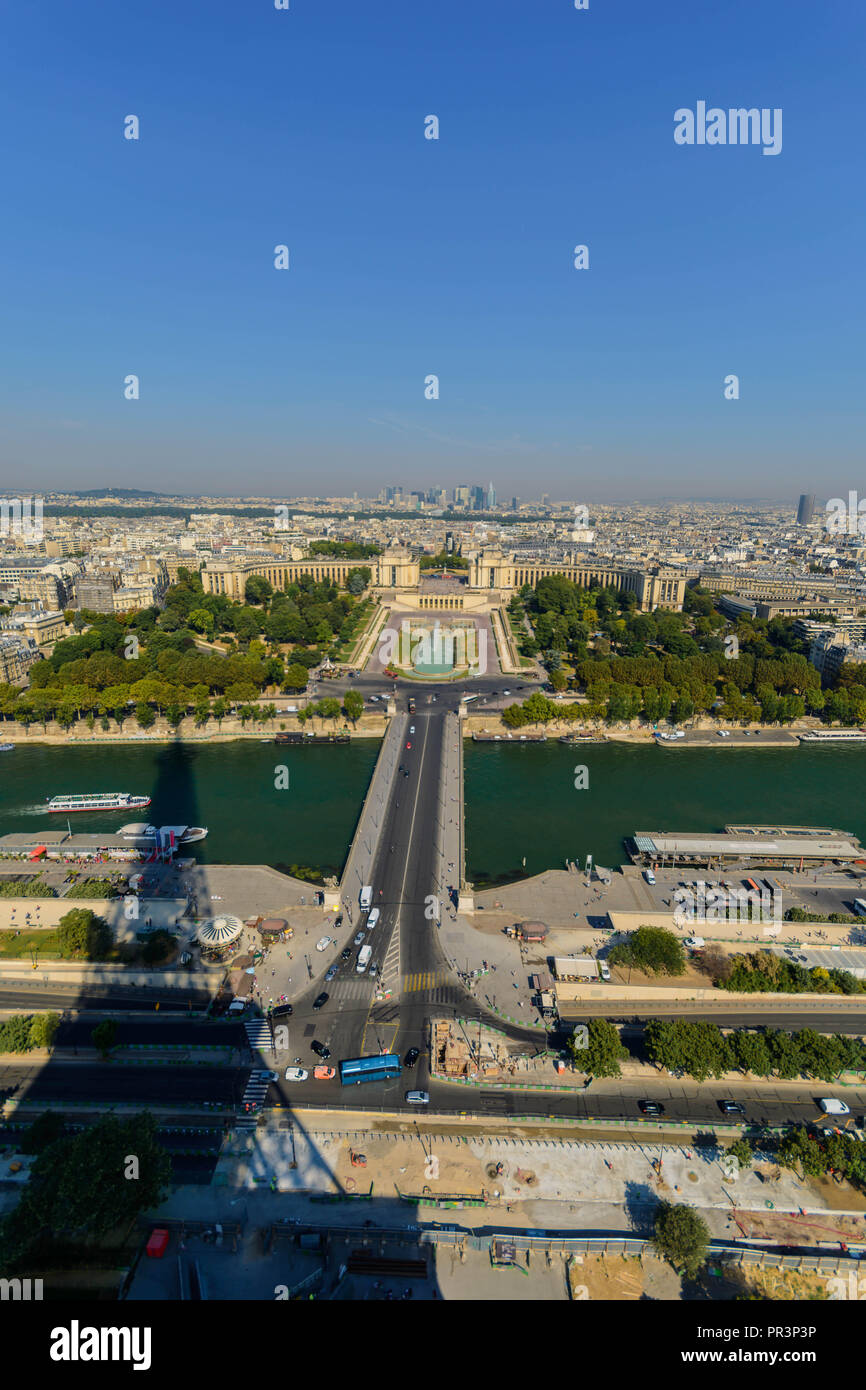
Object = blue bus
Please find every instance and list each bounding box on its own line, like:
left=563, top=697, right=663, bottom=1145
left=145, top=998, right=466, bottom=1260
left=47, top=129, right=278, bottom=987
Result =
left=339, top=1055, right=401, bottom=1086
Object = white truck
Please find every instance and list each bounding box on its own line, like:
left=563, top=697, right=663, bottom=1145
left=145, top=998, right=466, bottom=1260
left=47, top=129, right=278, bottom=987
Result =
left=356, top=943, right=372, bottom=974
left=818, top=1098, right=850, bottom=1115
left=359, top=886, right=373, bottom=910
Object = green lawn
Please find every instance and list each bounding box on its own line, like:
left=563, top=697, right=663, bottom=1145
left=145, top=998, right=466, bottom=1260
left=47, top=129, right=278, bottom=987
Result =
left=0, top=929, right=62, bottom=958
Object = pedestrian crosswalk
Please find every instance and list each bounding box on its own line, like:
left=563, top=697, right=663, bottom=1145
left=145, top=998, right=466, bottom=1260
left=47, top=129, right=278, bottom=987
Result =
left=401, top=971, right=448, bottom=993
left=240, top=1072, right=270, bottom=1116
left=244, top=1019, right=272, bottom=1051
left=380, top=932, right=401, bottom=994
left=331, top=978, right=376, bottom=1001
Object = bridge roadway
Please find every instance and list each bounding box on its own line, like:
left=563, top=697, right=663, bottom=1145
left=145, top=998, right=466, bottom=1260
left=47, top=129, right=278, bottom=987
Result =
left=292, top=704, right=546, bottom=1085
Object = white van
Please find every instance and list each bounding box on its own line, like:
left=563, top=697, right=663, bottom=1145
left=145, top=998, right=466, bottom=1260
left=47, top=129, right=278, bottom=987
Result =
left=818, top=1098, right=850, bottom=1115
left=853, top=899, right=866, bottom=916
left=228, top=1000, right=247, bottom=1014
left=360, top=886, right=373, bottom=910
left=356, top=943, right=372, bottom=974
left=367, top=907, right=380, bottom=929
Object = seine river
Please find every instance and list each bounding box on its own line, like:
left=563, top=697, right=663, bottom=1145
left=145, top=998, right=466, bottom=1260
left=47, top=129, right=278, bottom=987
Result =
left=1, top=739, right=865, bottom=885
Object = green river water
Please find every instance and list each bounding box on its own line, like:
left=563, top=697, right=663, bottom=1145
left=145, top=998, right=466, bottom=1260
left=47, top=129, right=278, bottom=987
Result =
left=0, top=739, right=864, bottom=885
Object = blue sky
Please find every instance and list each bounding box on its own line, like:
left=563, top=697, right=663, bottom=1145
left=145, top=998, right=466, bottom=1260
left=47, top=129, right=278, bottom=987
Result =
left=0, top=0, right=863, bottom=500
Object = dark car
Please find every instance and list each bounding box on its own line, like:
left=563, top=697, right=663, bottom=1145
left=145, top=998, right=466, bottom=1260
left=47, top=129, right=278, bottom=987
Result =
left=311, top=1040, right=331, bottom=1059
left=403, top=769, right=409, bottom=777
left=341, top=947, right=352, bottom=961
left=638, top=1100, right=664, bottom=1116
left=271, top=1003, right=293, bottom=1019
left=404, top=1047, right=420, bottom=1068
left=718, top=1100, right=745, bottom=1115
left=312, top=993, right=329, bottom=1011
left=334, top=913, right=343, bottom=930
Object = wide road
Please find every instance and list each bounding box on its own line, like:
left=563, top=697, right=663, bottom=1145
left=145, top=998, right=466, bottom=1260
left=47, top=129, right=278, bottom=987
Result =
left=0, top=988, right=210, bottom=1012
left=3, top=1057, right=865, bottom=1130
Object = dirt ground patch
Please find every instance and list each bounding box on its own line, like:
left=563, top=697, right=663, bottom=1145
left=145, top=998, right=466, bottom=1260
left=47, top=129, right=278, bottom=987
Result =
left=569, top=1253, right=682, bottom=1301
left=732, top=1265, right=831, bottom=1301
left=608, top=961, right=709, bottom=990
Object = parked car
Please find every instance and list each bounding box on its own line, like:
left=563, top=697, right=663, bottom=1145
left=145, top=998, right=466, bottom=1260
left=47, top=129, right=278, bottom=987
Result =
left=638, top=1100, right=664, bottom=1116
left=718, top=1100, right=745, bottom=1115
left=644, top=868, right=656, bottom=885
left=271, top=1002, right=293, bottom=1018
left=404, top=1047, right=420, bottom=1067
left=311, top=1040, right=331, bottom=1059
left=599, top=962, right=611, bottom=981
left=405, top=1090, right=430, bottom=1105
left=684, top=936, right=706, bottom=949
left=284, top=1067, right=308, bottom=1082
left=333, top=913, right=343, bottom=929
left=315, top=936, right=332, bottom=952
left=312, top=993, right=329, bottom=1010
left=717, top=729, right=731, bottom=738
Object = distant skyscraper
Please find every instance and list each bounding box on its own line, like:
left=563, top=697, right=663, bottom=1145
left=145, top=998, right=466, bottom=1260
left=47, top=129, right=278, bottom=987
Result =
left=511, top=497, right=518, bottom=511
left=445, top=531, right=454, bottom=553
left=541, top=493, right=550, bottom=508
left=486, top=481, right=496, bottom=509
left=797, top=493, right=816, bottom=525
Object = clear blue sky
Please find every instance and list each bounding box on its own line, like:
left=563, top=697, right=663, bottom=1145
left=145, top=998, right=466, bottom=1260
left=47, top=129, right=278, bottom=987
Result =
left=0, top=0, right=863, bottom=501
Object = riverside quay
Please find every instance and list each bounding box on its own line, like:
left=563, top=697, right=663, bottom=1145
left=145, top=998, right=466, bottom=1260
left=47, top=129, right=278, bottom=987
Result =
left=628, top=824, right=865, bottom=870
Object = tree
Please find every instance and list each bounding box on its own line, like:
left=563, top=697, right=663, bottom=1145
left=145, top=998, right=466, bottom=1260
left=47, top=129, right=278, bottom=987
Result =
left=135, top=702, right=155, bottom=730
left=653, top=1203, right=710, bottom=1279
left=728, top=1138, right=753, bottom=1170
left=91, top=1019, right=117, bottom=1058
left=345, top=568, right=370, bottom=595
left=29, top=1012, right=60, bottom=1050
left=21, top=1111, right=67, bottom=1154
left=188, top=607, right=214, bottom=637
left=283, top=662, right=310, bottom=691
left=317, top=697, right=341, bottom=725
left=343, top=689, right=364, bottom=725
left=56, top=908, right=112, bottom=962
left=568, top=1019, right=629, bottom=1078
left=244, top=575, right=273, bottom=605
left=609, top=926, right=685, bottom=977
left=0, top=1015, right=36, bottom=1053
left=0, top=1113, right=171, bottom=1271
left=777, top=1127, right=827, bottom=1179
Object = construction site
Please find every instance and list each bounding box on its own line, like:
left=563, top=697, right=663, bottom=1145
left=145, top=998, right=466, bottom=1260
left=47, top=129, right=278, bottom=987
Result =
left=431, top=1017, right=560, bottom=1083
